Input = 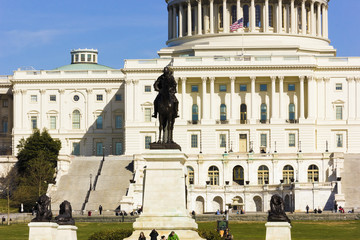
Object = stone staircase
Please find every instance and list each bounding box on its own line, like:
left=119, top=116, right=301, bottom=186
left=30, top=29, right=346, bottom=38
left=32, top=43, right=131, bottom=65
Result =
left=342, top=154, right=360, bottom=210
left=85, top=157, right=133, bottom=212
left=50, top=156, right=102, bottom=212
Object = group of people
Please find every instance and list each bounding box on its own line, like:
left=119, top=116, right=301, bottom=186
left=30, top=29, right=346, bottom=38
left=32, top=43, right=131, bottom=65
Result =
left=305, top=205, right=323, bottom=214
left=138, top=229, right=179, bottom=240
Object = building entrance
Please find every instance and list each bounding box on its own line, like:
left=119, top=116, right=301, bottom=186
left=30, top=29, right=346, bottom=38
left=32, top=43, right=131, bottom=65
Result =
left=239, top=134, right=247, bottom=152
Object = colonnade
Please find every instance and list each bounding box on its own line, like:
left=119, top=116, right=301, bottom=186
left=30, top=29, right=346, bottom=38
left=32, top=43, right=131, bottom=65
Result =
left=168, top=0, right=328, bottom=39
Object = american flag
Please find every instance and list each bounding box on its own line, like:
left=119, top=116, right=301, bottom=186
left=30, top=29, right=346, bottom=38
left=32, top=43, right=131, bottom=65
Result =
left=230, top=18, right=244, bottom=32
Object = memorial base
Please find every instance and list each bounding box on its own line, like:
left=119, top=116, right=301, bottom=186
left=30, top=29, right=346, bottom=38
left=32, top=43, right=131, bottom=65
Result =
left=28, top=222, right=58, bottom=240
left=265, top=222, right=292, bottom=240
left=56, top=225, right=78, bottom=240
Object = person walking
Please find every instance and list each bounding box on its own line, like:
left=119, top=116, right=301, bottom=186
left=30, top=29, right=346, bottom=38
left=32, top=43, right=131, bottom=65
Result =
left=99, top=205, right=103, bottom=215
left=306, top=205, right=309, bottom=214
left=334, top=202, right=338, bottom=213
left=168, top=231, right=179, bottom=240
left=149, top=229, right=159, bottom=240
left=138, top=232, right=146, bottom=240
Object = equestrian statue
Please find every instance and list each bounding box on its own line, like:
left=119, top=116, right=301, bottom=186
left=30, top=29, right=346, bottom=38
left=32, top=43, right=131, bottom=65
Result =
left=151, top=67, right=181, bottom=150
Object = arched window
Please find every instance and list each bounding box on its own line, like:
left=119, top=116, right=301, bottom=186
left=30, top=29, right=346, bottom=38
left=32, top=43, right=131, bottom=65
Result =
left=192, top=104, right=199, bottom=121
left=231, top=5, right=237, bottom=25
left=260, top=104, right=267, bottom=123
left=243, top=5, right=249, bottom=28
left=233, top=165, right=244, bottom=185
left=208, top=166, right=219, bottom=185
left=240, top=104, right=247, bottom=123
left=220, top=104, right=227, bottom=121
left=258, top=165, right=269, bottom=185
left=187, top=166, right=195, bottom=185
left=255, top=5, right=261, bottom=27
left=269, top=5, right=274, bottom=28
left=72, top=110, right=80, bottom=129
left=219, top=6, right=223, bottom=29
left=308, top=165, right=319, bottom=183
left=289, top=103, right=295, bottom=121
left=283, top=165, right=294, bottom=184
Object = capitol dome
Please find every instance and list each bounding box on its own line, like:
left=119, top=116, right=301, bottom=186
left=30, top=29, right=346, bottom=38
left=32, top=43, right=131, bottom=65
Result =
left=160, top=0, right=334, bottom=57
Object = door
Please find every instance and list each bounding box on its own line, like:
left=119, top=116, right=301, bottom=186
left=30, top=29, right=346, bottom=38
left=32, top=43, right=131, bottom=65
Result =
left=239, top=134, right=247, bottom=152
left=96, top=142, right=103, bottom=156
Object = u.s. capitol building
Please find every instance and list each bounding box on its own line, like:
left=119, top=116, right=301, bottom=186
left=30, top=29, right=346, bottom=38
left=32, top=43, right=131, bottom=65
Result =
left=1, top=0, right=359, bottom=214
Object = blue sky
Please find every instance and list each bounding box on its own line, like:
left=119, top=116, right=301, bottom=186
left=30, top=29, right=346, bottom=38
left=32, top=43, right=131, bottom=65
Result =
left=0, top=0, right=359, bottom=75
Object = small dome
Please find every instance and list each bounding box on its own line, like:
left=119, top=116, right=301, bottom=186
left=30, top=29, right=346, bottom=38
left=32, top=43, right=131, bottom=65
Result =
left=71, top=48, right=98, bottom=64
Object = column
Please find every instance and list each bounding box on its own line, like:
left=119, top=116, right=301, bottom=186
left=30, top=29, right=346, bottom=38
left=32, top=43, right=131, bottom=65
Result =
left=290, top=0, right=295, bottom=34
left=223, top=0, right=229, bottom=33
left=321, top=4, right=326, bottom=38
left=132, top=80, right=139, bottom=121
left=168, top=6, right=172, bottom=39
left=209, top=77, right=215, bottom=120
left=236, top=0, right=243, bottom=32
left=264, top=0, right=269, bottom=32
left=286, top=4, right=290, bottom=33
left=324, top=5, right=328, bottom=38
left=21, top=89, right=26, bottom=129
left=204, top=5, right=209, bottom=34
left=271, top=76, right=277, bottom=120
left=230, top=77, right=236, bottom=122
left=307, top=76, right=316, bottom=120
left=59, top=89, right=65, bottom=130
left=86, top=88, right=93, bottom=128
left=12, top=89, right=20, bottom=130
left=181, top=77, right=187, bottom=120
left=187, top=1, right=192, bottom=36
left=202, top=77, right=208, bottom=120
left=347, top=77, right=356, bottom=121
left=173, top=6, right=177, bottom=38
left=197, top=0, right=202, bottom=35
left=299, top=76, right=305, bottom=120
left=250, top=76, right=256, bottom=121
left=316, top=2, right=321, bottom=36
left=179, top=4, right=184, bottom=37
left=317, top=78, right=324, bottom=120
left=279, top=76, right=284, bottom=120
left=302, top=0, right=306, bottom=34
left=125, top=79, right=133, bottom=122
left=356, top=78, right=360, bottom=120
left=278, top=0, right=283, bottom=33
left=310, top=0, right=316, bottom=36
left=210, top=0, right=214, bottom=34
left=40, top=89, right=45, bottom=129
left=324, top=77, right=330, bottom=120
left=250, top=0, right=255, bottom=32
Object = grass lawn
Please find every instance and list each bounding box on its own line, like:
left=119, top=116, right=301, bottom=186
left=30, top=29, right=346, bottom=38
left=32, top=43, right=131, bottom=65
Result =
left=0, top=221, right=359, bottom=240
left=0, top=199, right=19, bottom=214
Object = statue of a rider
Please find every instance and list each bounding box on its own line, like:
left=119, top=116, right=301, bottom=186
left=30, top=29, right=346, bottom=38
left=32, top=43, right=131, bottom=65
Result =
left=152, top=67, right=179, bottom=119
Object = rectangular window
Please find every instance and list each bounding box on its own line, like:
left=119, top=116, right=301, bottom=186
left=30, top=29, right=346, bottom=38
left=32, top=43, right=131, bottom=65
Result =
left=191, top=85, right=199, bottom=92
left=240, top=84, right=247, bottom=91
left=191, top=134, right=198, bottom=148
left=81, top=54, right=85, bottom=61
left=96, top=115, right=103, bottom=129
left=144, top=86, right=151, bottom=92
left=72, top=142, right=80, bottom=156
left=49, top=95, right=56, bottom=102
left=96, top=142, right=103, bottom=156
left=336, top=134, right=343, bottom=148
left=289, top=133, right=296, bottom=147
left=336, top=106, right=343, bottom=120
left=336, top=83, right=342, bottom=91
left=219, top=84, right=227, bottom=92
left=115, top=142, right=123, bottom=155
left=115, top=94, right=122, bottom=101
left=288, top=84, right=295, bottom=91
left=115, top=115, right=122, bottom=129
left=31, top=116, right=37, bottom=129
left=96, top=94, right=103, bottom=101
left=75, top=54, right=79, bottom=62
left=2, top=100, right=8, bottom=108
left=220, top=134, right=226, bottom=148
left=145, top=108, right=151, bottom=122
left=145, top=136, right=152, bottom=149
left=260, top=84, right=267, bottom=91
left=260, top=133, right=267, bottom=147
left=87, top=54, right=91, bottom=62
left=2, top=121, right=8, bottom=133
left=50, top=116, right=56, bottom=129
left=31, top=95, right=38, bottom=102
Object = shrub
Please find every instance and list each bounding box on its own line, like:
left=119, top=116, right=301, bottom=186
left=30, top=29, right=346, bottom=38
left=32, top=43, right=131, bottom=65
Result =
left=88, top=229, right=133, bottom=240
left=197, top=229, right=222, bottom=240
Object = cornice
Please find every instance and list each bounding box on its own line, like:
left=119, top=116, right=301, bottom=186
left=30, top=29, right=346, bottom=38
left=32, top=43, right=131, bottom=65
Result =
left=11, top=78, right=124, bottom=84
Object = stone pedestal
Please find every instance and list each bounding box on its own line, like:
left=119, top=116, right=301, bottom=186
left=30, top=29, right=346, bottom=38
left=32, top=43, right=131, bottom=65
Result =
left=28, top=222, right=58, bottom=240
left=124, top=150, right=204, bottom=240
left=56, top=225, right=78, bottom=240
left=265, top=222, right=292, bottom=240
